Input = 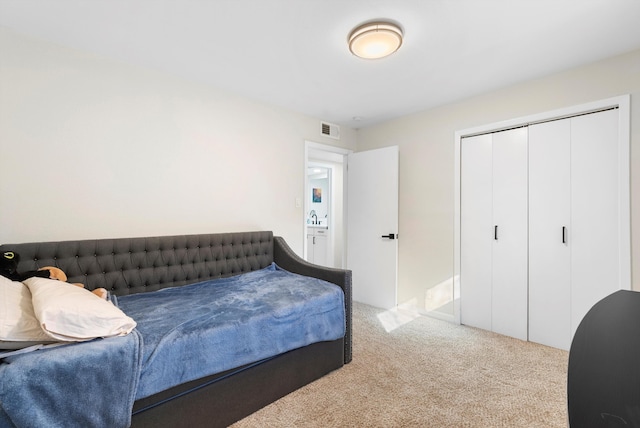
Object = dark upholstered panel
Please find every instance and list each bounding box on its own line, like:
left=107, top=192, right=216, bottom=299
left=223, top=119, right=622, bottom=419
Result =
left=0, top=232, right=273, bottom=296
left=273, top=236, right=352, bottom=364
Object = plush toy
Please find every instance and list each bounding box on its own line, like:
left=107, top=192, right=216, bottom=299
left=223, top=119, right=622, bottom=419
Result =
left=1, top=251, right=59, bottom=281
left=1, top=250, right=108, bottom=300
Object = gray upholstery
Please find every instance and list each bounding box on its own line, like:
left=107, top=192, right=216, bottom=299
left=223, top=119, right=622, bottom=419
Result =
left=273, top=236, right=353, bottom=364
left=0, top=230, right=352, bottom=366
left=0, top=231, right=273, bottom=296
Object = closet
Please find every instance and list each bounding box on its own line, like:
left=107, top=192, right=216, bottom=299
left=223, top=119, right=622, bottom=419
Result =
left=460, top=127, right=528, bottom=341
left=460, top=107, right=624, bottom=350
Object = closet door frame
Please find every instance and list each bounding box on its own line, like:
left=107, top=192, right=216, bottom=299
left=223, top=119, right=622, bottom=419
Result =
left=454, top=94, right=631, bottom=325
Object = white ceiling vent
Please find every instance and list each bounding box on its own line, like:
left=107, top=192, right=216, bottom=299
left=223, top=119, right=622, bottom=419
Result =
left=321, top=121, right=340, bottom=140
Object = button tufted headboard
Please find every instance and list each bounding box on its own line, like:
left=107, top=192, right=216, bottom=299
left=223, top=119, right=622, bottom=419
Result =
left=0, top=231, right=274, bottom=296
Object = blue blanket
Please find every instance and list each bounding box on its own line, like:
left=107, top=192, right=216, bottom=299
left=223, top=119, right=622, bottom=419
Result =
left=117, top=263, right=345, bottom=399
left=0, top=264, right=345, bottom=427
left=0, top=330, right=142, bottom=428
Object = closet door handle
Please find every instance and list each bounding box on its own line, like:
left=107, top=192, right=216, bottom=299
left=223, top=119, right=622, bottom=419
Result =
left=494, top=225, right=498, bottom=240
left=562, top=226, right=566, bottom=244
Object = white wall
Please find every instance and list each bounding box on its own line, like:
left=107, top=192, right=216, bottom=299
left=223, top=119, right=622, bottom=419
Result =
left=0, top=28, right=356, bottom=252
left=3, top=27, right=638, bottom=314
left=357, top=49, right=640, bottom=316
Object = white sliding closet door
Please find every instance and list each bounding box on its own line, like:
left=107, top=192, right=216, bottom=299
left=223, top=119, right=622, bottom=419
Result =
left=529, top=109, right=620, bottom=350
left=529, top=119, right=572, bottom=349
left=460, top=134, right=493, bottom=331
left=460, top=128, right=528, bottom=341
left=458, top=97, right=629, bottom=350
left=491, top=128, right=528, bottom=341
left=570, top=109, right=620, bottom=338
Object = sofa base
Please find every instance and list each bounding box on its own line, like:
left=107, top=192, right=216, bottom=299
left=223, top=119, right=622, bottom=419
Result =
left=131, top=338, right=345, bottom=428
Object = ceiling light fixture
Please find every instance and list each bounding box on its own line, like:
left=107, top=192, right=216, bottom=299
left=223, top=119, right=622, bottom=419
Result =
left=348, top=21, right=403, bottom=60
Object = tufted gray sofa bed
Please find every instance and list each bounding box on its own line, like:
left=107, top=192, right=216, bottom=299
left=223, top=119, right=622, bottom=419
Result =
left=0, top=231, right=352, bottom=427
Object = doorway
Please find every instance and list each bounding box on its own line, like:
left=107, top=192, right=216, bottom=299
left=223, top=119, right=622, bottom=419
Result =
left=304, top=141, right=351, bottom=268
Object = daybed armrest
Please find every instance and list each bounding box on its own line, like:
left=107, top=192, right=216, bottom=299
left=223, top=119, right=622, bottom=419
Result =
left=273, top=236, right=352, bottom=364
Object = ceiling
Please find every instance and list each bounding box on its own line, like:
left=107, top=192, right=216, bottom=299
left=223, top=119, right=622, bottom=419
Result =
left=1, top=0, right=640, bottom=129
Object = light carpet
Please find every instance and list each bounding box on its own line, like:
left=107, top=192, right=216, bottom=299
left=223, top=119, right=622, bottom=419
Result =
left=231, top=302, right=568, bottom=427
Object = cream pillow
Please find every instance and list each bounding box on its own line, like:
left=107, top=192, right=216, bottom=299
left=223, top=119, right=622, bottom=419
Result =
left=0, top=275, right=55, bottom=349
left=24, top=277, right=136, bottom=342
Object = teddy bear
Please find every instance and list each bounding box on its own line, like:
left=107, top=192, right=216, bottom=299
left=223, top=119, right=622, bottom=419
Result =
left=1, top=250, right=108, bottom=299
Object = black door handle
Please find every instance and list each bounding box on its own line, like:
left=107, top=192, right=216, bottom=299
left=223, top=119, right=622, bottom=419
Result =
left=381, top=234, right=396, bottom=240
left=494, top=225, right=498, bottom=240
left=562, top=226, right=566, bottom=244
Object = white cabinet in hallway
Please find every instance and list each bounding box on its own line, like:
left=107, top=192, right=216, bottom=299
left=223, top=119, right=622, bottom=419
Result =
left=306, top=227, right=328, bottom=267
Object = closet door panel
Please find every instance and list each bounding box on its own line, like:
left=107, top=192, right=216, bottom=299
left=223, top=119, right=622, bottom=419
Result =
left=570, top=109, right=620, bottom=337
left=491, top=128, right=528, bottom=341
left=460, top=134, right=493, bottom=331
left=529, top=120, right=572, bottom=350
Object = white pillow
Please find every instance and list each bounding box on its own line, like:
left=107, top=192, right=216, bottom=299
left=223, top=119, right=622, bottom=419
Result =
left=0, top=275, right=55, bottom=349
left=23, top=277, right=136, bottom=342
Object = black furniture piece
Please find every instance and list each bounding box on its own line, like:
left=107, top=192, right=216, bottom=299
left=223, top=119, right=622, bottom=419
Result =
left=567, top=290, right=640, bottom=427
left=0, top=231, right=352, bottom=427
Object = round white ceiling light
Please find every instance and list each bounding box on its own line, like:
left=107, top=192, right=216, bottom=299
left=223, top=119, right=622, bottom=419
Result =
left=348, top=21, right=403, bottom=59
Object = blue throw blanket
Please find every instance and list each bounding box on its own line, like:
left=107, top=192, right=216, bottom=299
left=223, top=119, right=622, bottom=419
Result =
left=117, top=263, right=345, bottom=399
left=0, top=330, right=142, bottom=428
left=0, top=264, right=345, bottom=427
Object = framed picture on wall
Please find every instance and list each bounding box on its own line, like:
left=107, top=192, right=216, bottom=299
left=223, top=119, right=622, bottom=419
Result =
left=313, top=188, right=322, bottom=203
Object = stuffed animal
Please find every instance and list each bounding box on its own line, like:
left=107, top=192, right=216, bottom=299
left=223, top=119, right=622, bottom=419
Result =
left=1, top=250, right=108, bottom=300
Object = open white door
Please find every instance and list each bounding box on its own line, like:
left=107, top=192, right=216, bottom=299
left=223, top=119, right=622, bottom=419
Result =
left=347, top=146, right=399, bottom=309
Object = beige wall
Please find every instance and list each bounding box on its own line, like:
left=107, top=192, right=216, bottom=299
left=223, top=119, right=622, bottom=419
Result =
left=2, top=27, right=638, bottom=315
left=0, top=28, right=356, bottom=253
left=357, top=49, right=640, bottom=316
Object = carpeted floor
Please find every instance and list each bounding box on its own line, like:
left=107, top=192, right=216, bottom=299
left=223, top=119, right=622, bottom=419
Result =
left=231, top=302, right=568, bottom=427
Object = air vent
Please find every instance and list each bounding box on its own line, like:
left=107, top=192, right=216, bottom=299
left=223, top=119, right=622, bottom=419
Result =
left=320, top=121, right=340, bottom=140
